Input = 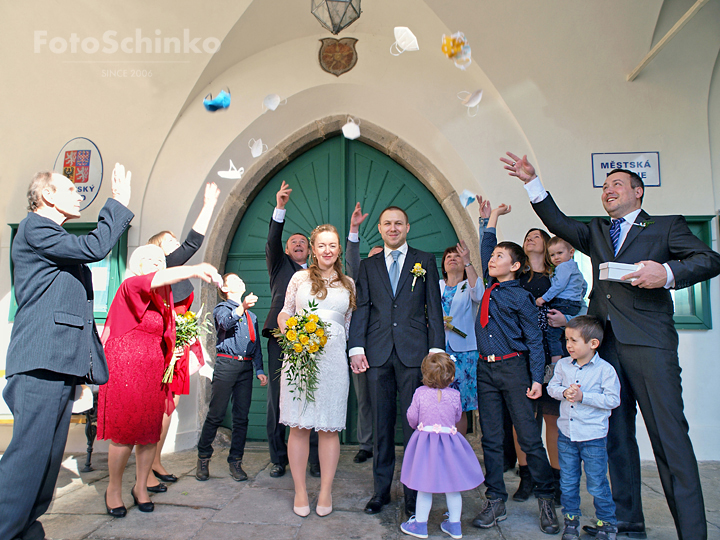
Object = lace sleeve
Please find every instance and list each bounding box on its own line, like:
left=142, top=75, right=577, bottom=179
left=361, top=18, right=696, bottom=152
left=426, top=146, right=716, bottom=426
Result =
left=281, top=271, right=306, bottom=317
left=344, top=277, right=356, bottom=338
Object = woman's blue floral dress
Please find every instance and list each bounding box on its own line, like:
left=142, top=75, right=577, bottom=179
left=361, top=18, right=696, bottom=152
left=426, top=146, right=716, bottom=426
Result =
left=442, top=284, right=479, bottom=412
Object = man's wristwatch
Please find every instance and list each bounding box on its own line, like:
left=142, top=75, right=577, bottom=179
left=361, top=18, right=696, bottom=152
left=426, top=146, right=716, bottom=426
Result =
left=464, top=263, right=472, bottom=267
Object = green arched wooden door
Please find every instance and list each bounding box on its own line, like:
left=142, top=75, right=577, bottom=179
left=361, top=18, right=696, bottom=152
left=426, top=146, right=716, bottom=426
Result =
left=225, top=136, right=458, bottom=441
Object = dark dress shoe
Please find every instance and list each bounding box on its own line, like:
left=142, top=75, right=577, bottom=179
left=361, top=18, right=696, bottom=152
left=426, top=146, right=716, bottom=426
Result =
left=364, top=493, right=391, bottom=514
left=269, top=463, right=286, bottom=478
left=309, top=462, right=321, bottom=477
left=353, top=449, right=373, bottom=463
left=146, top=483, right=167, bottom=493
left=583, top=521, right=646, bottom=538
left=152, top=469, right=178, bottom=483
left=104, top=490, right=127, bottom=518
left=131, top=485, right=155, bottom=513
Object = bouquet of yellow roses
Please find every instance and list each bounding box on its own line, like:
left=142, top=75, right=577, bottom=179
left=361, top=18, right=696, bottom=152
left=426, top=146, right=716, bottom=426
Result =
left=272, top=300, right=329, bottom=404
left=162, top=306, right=213, bottom=384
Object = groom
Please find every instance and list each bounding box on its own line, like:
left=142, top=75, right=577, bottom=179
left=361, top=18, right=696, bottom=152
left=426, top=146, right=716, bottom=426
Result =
left=349, top=206, right=444, bottom=516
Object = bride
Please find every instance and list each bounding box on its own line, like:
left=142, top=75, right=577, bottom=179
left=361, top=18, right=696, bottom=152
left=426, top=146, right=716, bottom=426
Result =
left=278, top=223, right=355, bottom=518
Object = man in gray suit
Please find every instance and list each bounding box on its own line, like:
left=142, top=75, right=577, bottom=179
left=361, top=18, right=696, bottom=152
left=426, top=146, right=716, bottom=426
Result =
left=0, top=165, right=133, bottom=540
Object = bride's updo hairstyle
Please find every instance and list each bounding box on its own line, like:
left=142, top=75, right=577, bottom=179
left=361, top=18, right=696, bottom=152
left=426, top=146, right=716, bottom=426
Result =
left=421, top=352, right=455, bottom=389
left=308, top=224, right=356, bottom=310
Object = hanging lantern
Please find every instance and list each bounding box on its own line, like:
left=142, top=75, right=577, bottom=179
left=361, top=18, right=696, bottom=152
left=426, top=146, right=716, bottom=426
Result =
left=311, top=0, right=361, bottom=35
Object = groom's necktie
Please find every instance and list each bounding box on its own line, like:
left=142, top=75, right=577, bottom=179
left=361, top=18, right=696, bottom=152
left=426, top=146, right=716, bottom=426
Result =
left=609, top=217, right=625, bottom=255
left=389, top=250, right=401, bottom=295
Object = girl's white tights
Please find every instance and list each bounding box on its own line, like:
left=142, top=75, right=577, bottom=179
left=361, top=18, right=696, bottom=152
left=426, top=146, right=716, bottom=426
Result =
left=414, top=491, right=462, bottom=522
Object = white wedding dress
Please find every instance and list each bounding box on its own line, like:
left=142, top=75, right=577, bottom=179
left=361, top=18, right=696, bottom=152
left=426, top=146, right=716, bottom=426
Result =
left=279, top=270, right=352, bottom=432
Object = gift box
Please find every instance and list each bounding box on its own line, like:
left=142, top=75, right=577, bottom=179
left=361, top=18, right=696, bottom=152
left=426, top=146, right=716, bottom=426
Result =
left=599, top=262, right=641, bottom=282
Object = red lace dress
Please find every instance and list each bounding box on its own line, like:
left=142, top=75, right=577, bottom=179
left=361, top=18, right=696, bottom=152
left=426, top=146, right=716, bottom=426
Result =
left=97, top=273, right=175, bottom=445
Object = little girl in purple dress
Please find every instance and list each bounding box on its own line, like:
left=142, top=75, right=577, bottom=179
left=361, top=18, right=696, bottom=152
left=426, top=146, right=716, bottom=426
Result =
left=400, top=352, right=485, bottom=539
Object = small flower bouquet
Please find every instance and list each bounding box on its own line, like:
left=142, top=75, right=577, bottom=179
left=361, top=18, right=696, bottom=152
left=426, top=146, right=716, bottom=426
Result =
left=272, top=300, right=329, bottom=404
left=410, top=262, right=426, bottom=291
left=163, top=306, right=213, bottom=384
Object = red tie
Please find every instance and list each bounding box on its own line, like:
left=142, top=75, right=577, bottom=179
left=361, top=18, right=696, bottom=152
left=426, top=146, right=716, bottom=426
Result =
left=480, top=283, right=499, bottom=328
left=246, top=310, right=256, bottom=342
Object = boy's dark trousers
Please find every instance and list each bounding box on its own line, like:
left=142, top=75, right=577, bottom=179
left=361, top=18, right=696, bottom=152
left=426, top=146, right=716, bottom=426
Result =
left=476, top=355, right=555, bottom=500
left=198, top=356, right=253, bottom=462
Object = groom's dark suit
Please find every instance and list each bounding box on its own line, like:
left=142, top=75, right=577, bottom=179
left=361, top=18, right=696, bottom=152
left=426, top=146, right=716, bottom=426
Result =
left=349, top=246, right=444, bottom=501
left=0, top=199, right=133, bottom=540
left=533, top=194, right=720, bottom=540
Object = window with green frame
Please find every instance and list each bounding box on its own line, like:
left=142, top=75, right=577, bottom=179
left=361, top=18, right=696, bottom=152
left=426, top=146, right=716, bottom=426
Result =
left=8, top=223, right=129, bottom=322
left=570, top=216, right=714, bottom=330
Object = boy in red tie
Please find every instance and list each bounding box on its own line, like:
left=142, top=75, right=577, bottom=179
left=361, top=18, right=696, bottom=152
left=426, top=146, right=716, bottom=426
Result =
left=472, top=203, right=559, bottom=534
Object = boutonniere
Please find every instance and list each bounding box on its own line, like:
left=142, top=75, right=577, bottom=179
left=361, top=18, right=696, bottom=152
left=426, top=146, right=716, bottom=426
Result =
left=461, top=282, right=467, bottom=292
left=632, top=220, right=655, bottom=228
left=410, top=262, right=426, bottom=291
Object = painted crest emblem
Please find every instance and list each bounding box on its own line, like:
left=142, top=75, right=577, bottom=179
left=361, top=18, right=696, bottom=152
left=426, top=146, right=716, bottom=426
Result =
left=63, top=150, right=91, bottom=183
left=318, top=38, right=358, bottom=77
left=53, top=137, right=104, bottom=211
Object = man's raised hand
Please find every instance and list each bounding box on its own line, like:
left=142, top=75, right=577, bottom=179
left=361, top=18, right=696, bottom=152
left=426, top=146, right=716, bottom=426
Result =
left=350, top=202, right=369, bottom=234
left=276, top=180, right=292, bottom=209
left=111, top=163, right=131, bottom=207
left=500, top=152, right=537, bottom=184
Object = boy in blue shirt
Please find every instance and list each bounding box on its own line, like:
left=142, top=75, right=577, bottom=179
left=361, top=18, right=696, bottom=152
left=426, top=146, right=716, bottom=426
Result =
left=548, top=315, right=621, bottom=540
left=196, top=274, right=268, bottom=482
left=536, top=237, right=587, bottom=363
left=472, top=203, right=559, bottom=534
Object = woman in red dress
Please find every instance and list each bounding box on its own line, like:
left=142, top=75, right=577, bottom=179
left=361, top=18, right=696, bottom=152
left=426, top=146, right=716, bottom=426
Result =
left=98, top=245, right=220, bottom=516
left=145, top=182, right=220, bottom=485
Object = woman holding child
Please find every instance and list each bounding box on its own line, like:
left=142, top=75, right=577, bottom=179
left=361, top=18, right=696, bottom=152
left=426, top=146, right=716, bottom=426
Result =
left=277, top=224, right=355, bottom=518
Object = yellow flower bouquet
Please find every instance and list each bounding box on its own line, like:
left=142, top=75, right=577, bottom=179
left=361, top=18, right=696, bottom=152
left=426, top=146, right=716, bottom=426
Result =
left=272, top=300, right=329, bottom=404
left=162, top=306, right=213, bottom=384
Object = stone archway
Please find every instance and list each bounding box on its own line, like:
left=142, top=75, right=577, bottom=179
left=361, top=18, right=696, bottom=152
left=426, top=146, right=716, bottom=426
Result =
left=197, top=115, right=479, bottom=421
left=203, top=114, right=477, bottom=280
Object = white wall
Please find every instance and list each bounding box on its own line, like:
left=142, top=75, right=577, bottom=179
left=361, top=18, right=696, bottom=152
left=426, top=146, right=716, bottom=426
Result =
left=1, top=0, right=719, bottom=458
